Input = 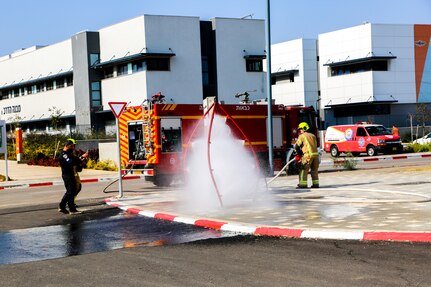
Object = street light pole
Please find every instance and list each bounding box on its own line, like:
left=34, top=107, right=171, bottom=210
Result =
left=266, top=0, right=274, bottom=175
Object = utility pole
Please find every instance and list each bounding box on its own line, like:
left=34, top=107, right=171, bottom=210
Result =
left=266, top=0, right=274, bottom=175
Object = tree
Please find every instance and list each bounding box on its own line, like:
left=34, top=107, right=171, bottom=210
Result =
left=48, top=106, right=64, bottom=131
left=48, top=106, right=64, bottom=158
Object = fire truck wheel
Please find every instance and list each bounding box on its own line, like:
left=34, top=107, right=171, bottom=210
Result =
left=330, top=145, right=339, bottom=157
left=153, top=175, right=173, bottom=187
left=366, top=145, right=376, bottom=157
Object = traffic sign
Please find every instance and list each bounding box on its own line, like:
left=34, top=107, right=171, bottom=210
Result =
left=108, top=102, right=127, bottom=118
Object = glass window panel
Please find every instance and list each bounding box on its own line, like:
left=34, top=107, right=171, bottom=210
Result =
left=90, top=53, right=100, bottom=66
left=91, top=82, right=100, bottom=90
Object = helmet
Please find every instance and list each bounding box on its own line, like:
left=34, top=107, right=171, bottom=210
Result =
left=298, top=122, right=309, bottom=131
left=67, top=138, right=77, bottom=145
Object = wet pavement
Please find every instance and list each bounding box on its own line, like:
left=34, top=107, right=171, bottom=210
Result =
left=106, top=163, right=431, bottom=241
left=1, top=154, right=431, bottom=242
left=0, top=211, right=234, bottom=265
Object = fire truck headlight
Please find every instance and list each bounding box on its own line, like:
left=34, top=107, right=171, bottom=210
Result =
left=377, top=139, right=386, bottom=145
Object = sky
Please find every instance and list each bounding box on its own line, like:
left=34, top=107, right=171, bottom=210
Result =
left=1, top=0, right=430, bottom=57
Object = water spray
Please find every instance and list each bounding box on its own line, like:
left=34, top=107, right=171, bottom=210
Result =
left=183, top=100, right=264, bottom=208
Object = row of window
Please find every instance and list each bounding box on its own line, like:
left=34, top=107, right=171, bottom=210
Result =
left=0, top=55, right=263, bottom=102
left=103, top=58, right=171, bottom=79
left=271, top=73, right=295, bottom=85
left=330, top=60, right=388, bottom=77
left=0, top=76, right=73, bottom=100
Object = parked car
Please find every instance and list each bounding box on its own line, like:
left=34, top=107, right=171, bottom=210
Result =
left=324, top=123, right=403, bottom=157
left=413, top=132, right=431, bottom=145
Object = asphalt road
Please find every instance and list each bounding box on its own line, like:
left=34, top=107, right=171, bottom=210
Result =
left=0, top=232, right=430, bottom=287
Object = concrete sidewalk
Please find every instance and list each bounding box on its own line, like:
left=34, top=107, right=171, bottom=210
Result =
left=0, top=160, right=118, bottom=188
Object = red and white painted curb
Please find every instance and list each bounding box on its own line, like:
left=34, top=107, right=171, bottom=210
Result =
left=324, top=152, right=431, bottom=165
left=0, top=175, right=143, bottom=190
left=104, top=199, right=431, bottom=243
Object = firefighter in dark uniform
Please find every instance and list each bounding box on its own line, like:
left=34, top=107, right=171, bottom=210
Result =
left=58, top=139, right=87, bottom=214
left=295, top=122, right=320, bottom=189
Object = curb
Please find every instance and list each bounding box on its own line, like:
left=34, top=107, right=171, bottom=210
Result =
left=0, top=175, right=143, bottom=190
left=327, top=152, right=431, bottom=165
left=104, top=199, right=431, bottom=243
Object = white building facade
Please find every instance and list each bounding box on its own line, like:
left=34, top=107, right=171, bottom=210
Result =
left=271, top=39, right=319, bottom=108
left=0, top=15, right=266, bottom=134
left=319, top=23, right=425, bottom=127
left=272, top=23, right=431, bottom=128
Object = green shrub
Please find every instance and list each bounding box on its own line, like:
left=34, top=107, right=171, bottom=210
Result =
left=86, top=159, right=117, bottom=171
left=332, top=152, right=357, bottom=170
left=0, top=132, right=105, bottom=170
left=23, top=133, right=68, bottom=161
left=404, top=143, right=431, bottom=153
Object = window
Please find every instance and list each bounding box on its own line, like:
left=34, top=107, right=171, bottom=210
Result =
left=297, top=112, right=314, bottom=131
left=91, top=81, right=102, bottom=107
left=66, top=76, right=73, bottom=86
left=330, top=60, right=389, bottom=77
left=117, top=64, right=129, bottom=76
left=146, top=58, right=170, bottom=71
left=272, top=73, right=295, bottom=85
left=365, top=125, right=391, bottom=136
left=160, top=118, right=182, bottom=152
left=104, top=67, right=114, bottom=78
left=55, top=79, right=64, bottom=89
left=46, top=81, right=53, bottom=91
left=202, top=56, right=209, bottom=86
left=246, top=59, right=263, bottom=72
left=357, top=127, right=367, bottom=137
left=0, top=90, right=6, bottom=100
left=132, top=61, right=144, bottom=72
left=89, top=53, right=100, bottom=66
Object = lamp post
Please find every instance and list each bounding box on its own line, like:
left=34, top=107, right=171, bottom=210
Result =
left=266, top=0, right=274, bottom=175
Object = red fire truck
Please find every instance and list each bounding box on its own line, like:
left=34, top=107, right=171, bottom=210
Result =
left=119, top=98, right=318, bottom=186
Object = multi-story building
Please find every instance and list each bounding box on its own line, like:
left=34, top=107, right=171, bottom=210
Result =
left=319, top=23, right=431, bottom=127
left=0, top=15, right=266, bottom=134
left=3, top=17, right=429, bottom=134
left=271, top=23, right=431, bottom=129
left=271, top=39, right=319, bottom=109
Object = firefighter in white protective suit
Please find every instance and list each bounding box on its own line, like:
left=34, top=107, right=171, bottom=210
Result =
left=294, top=122, right=319, bottom=189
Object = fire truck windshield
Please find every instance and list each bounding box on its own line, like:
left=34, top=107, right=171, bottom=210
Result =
left=298, top=111, right=314, bottom=130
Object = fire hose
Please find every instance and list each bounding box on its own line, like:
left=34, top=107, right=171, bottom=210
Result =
left=267, top=152, right=300, bottom=185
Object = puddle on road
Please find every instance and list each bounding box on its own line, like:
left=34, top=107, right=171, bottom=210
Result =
left=318, top=204, right=364, bottom=220
left=0, top=212, right=235, bottom=265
